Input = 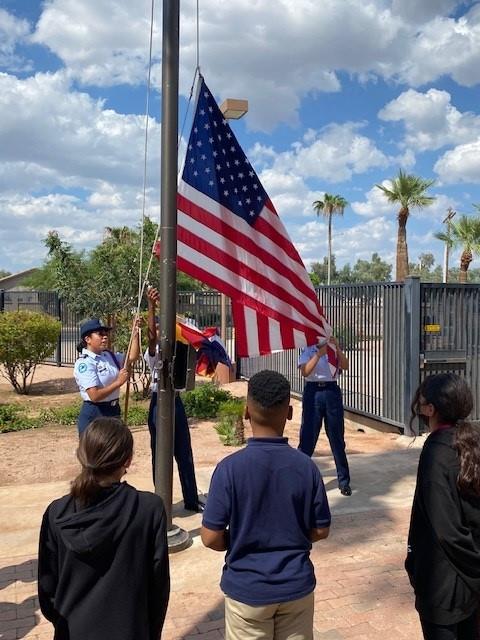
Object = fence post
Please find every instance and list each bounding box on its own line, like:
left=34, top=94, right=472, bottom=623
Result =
left=403, top=276, right=421, bottom=435
left=56, top=295, right=62, bottom=367
left=0, top=290, right=4, bottom=313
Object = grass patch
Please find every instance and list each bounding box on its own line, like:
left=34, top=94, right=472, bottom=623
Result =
left=40, top=401, right=82, bottom=426
left=0, top=404, right=40, bottom=433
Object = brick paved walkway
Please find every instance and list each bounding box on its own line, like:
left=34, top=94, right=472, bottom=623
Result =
left=0, top=495, right=422, bottom=639
left=1, top=401, right=425, bottom=639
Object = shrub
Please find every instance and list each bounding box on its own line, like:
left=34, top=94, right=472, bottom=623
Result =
left=39, top=401, right=82, bottom=426
left=182, top=383, right=233, bottom=419
left=0, top=404, right=38, bottom=433
left=0, top=311, right=61, bottom=394
left=215, top=399, right=245, bottom=446
left=126, top=402, right=149, bottom=426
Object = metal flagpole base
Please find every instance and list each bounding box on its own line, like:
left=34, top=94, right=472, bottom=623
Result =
left=167, top=525, right=191, bottom=553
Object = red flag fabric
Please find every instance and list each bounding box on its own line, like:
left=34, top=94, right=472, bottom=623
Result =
left=177, top=77, right=335, bottom=368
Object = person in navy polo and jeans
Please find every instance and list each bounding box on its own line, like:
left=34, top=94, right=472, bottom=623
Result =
left=298, top=335, right=351, bottom=496
left=201, top=369, right=331, bottom=640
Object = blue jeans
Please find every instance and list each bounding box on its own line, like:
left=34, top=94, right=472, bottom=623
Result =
left=148, top=393, right=199, bottom=508
left=77, top=401, right=121, bottom=435
left=299, top=382, right=350, bottom=488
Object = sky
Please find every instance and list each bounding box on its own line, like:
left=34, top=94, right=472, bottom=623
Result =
left=1, top=0, right=480, bottom=277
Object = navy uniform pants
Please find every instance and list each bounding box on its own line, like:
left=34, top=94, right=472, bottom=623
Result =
left=148, top=392, right=199, bottom=509
left=77, top=400, right=121, bottom=435
left=299, top=382, right=350, bottom=489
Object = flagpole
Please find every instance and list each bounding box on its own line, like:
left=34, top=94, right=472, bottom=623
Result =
left=156, top=0, right=189, bottom=552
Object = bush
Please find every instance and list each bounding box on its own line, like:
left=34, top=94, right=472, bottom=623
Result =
left=126, top=402, right=149, bottom=426
left=0, top=404, right=39, bottom=433
left=0, top=311, right=61, bottom=394
left=215, top=399, right=245, bottom=446
left=39, top=401, right=82, bottom=426
left=182, top=383, right=233, bottom=419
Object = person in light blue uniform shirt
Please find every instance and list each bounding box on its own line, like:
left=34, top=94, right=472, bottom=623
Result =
left=298, top=336, right=352, bottom=496
left=74, top=318, right=140, bottom=435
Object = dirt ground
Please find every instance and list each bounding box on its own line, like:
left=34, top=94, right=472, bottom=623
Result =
left=0, top=364, right=404, bottom=486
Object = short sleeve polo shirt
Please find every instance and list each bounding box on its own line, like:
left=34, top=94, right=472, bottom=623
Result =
left=203, top=437, right=331, bottom=606
left=74, top=349, right=124, bottom=402
left=298, top=345, right=335, bottom=382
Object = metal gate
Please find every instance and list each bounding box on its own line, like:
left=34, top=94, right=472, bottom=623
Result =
left=420, top=283, right=480, bottom=419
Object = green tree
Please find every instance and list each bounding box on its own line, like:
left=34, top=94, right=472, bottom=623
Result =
left=0, top=269, right=11, bottom=279
left=21, top=260, right=62, bottom=289
left=435, top=214, right=480, bottom=283
left=309, top=256, right=339, bottom=286
left=42, top=217, right=208, bottom=321
left=0, top=311, right=61, bottom=394
left=409, top=253, right=443, bottom=282
left=376, top=170, right=436, bottom=282
left=351, top=253, right=392, bottom=283
left=313, top=194, right=348, bottom=285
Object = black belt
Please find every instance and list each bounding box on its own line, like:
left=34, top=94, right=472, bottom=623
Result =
left=307, top=381, right=337, bottom=388
left=84, top=399, right=120, bottom=407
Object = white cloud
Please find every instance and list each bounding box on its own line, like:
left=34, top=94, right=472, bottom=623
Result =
left=0, top=8, right=31, bottom=70
left=351, top=185, right=395, bottom=217
left=391, top=0, right=460, bottom=24
left=434, top=139, right=480, bottom=184
left=266, top=123, right=389, bottom=184
left=0, top=71, right=161, bottom=191
left=0, top=191, right=159, bottom=271
left=293, top=215, right=396, bottom=268
left=28, top=0, right=480, bottom=130
left=400, top=5, right=480, bottom=87
left=352, top=185, right=456, bottom=221
left=379, top=88, right=480, bottom=151
left=32, top=0, right=158, bottom=86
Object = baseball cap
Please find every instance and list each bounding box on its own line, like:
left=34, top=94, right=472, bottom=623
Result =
left=80, top=318, right=112, bottom=339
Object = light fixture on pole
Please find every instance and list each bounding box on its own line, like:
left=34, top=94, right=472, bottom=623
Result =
left=218, top=98, right=248, bottom=351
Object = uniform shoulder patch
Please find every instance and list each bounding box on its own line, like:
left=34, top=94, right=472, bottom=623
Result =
left=78, top=362, right=88, bottom=373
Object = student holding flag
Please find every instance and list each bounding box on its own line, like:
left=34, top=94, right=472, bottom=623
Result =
left=145, top=286, right=205, bottom=513
left=298, top=336, right=352, bottom=496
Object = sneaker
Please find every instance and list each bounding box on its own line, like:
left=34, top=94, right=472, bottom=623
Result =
left=340, top=485, right=352, bottom=496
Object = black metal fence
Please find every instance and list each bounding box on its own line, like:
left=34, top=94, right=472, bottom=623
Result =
left=2, top=280, right=480, bottom=431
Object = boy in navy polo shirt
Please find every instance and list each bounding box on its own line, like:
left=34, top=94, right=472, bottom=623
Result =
left=201, top=370, right=331, bottom=640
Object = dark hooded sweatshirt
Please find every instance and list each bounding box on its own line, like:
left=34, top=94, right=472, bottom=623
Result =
left=406, top=427, right=480, bottom=625
left=38, top=482, right=169, bottom=640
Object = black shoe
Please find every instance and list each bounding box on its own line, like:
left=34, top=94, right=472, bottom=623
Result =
left=340, top=485, right=352, bottom=496
left=184, top=500, right=205, bottom=513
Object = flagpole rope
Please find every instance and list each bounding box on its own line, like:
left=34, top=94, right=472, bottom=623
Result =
left=125, top=0, right=202, bottom=405
left=123, top=0, right=156, bottom=421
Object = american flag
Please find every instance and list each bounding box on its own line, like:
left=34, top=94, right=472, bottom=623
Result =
left=177, top=77, right=333, bottom=361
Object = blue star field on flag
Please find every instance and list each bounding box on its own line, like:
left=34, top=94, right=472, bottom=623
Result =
left=182, top=78, right=269, bottom=225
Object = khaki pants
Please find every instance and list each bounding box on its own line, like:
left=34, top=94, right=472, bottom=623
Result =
left=224, top=592, right=314, bottom=640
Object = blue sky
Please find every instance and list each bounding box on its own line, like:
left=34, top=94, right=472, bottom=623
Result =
left=1, top=0, right=480, bottom=277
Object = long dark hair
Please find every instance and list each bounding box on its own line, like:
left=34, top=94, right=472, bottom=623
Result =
left=411, top=373, right=480, bottom=498
left=71, top=417, right=133, bottom=507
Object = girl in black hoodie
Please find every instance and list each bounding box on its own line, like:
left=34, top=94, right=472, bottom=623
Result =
left=406, top=373, right=480, bottom=640
left=38, top=417, right=170, bottom=640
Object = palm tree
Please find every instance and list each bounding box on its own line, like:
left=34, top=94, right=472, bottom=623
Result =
left=376, top=170, right=436, bottom=281
left=435, top=214, right=480, bottom=283
left=313, top=193, right=348, bottom=285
